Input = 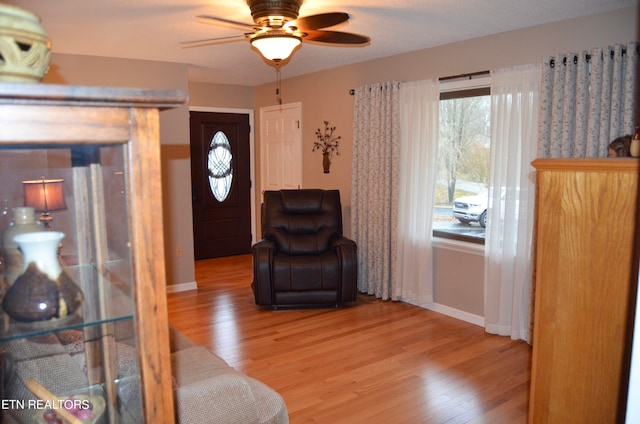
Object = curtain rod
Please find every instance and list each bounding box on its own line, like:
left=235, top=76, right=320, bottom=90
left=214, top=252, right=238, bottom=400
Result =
left=549, top=45, right=639, bottom=68
left=348, top=73, right=489, bottom=95
left=438, top=70, right=490, bottom=82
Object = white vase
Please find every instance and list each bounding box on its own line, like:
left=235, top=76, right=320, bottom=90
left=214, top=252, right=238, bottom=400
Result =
left=13, top=231, right=64, bottom=281
left=2, top=231, right=83, bottom=323
left=2, top=207, right=43, bottom=286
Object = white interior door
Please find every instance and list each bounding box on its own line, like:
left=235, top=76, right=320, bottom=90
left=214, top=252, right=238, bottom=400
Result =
left=260, top=102, right=302, bottom=192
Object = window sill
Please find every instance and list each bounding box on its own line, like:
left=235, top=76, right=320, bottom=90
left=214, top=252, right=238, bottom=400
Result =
left=432, top=229, right=485, bottom=245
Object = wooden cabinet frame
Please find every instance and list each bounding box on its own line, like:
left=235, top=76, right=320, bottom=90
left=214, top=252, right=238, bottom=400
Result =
left=530, top=158, right=639, bottom=423
left=0, top=83, right=186, bottom=423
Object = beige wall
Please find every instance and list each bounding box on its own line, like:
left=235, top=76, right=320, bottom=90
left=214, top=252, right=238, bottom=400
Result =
left=433, top=244, right=485, bottom=317
left=189, top=81, right=253, bottom=109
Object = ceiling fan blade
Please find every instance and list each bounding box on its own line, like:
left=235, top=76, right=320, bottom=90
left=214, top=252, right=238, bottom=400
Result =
left=196, top=14, right=258, bottom=31
left=303, top=30, right=370, bottom=45
left=287, top=12, right=349, bottom=31
left=181, top=35, right=247, bottom=48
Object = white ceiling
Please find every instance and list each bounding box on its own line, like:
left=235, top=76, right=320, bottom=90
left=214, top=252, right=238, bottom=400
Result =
left=5, top=0, right=638, bottom=86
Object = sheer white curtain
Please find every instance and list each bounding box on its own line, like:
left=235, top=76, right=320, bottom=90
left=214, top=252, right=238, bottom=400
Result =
left=351, top=82, right=400, bottom=299
left=538, top=42, right=638, bottom=157
left=484, top=64, right=540, bottom=341
left=394, top=80, right=440, bottom=306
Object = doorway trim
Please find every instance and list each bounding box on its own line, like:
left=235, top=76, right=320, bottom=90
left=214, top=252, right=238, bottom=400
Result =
left=189, top=106, right=257, bottom=245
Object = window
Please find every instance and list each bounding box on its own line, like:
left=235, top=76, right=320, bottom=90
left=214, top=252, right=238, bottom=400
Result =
left=433, top=77, right=490, bottom=244
left=208, top=130, right=233, bottom=202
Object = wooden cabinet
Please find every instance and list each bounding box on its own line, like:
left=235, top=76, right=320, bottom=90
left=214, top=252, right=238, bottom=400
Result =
left=0, top=83, right=185, bottom=423
left=530, top=158, right=639, bottom=423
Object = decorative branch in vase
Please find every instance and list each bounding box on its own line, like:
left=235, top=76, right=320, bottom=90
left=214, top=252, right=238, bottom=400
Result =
left=312, top=121, right=341, bottom=173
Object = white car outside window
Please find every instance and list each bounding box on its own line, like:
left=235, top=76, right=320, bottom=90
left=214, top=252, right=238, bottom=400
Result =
left=452, top=191, right=488, bottom=228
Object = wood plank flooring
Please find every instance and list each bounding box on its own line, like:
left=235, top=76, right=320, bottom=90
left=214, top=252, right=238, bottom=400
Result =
left=167, top=255, right=531, bottom=423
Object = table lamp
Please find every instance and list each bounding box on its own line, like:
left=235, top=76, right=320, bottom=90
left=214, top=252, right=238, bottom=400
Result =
left=22, top=177, right=67, bottom=229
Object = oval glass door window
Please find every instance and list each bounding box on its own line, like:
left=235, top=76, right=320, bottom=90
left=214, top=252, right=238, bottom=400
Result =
left=208, top=131, right=233, bottom=202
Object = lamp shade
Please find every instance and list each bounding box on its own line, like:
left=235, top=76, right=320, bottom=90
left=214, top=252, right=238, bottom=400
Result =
left=23, top=178, right=67, bottom=212
left=251, top=34, right=301, bottom=61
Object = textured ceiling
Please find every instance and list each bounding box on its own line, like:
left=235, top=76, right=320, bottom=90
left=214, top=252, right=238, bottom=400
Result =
left=5, top=0, right=638, bottom=86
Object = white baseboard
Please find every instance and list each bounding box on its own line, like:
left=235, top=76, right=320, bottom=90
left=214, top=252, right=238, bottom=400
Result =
left=165, top=282, right=482, bottom=325
left=427, top=303, right=485, bottom=327
left=166, top=281, right=198, bottom=293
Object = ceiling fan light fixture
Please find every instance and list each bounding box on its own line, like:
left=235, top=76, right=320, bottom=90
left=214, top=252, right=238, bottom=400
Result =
left=250, top=33, right=301, bottom=61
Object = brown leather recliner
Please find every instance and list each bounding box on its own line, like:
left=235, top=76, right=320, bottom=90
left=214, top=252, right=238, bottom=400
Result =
left=251, top=189, right=357, bottom=308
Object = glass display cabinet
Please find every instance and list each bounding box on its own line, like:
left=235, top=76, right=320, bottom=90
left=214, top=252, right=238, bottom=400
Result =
left=0, top=83, right=186, bottom=423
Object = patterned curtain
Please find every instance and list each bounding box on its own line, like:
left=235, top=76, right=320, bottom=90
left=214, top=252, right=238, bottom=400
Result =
left=538, top=42, right=639, bottom=157
left=351, top=82, right=400, bottom=299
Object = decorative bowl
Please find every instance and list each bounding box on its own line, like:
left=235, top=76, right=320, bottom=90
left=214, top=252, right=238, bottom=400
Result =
left=0, top=4, right=51, bottom=82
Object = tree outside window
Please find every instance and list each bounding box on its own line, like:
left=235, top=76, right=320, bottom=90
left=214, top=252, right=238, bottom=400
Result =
left=433, top=88, right=490, bottom=243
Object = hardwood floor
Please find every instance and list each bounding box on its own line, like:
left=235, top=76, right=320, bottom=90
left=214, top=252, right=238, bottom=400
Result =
left=167, top=255, right=532, bottom=423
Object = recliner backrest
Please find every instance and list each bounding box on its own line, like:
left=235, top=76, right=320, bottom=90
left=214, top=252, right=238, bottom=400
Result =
left=262, top=189, right=343, bottom=255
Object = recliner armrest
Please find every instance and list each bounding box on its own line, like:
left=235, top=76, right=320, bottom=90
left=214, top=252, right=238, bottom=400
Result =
left=253, top=239, right=276, bottom=251
left=252, top=239, right=276, bottom=306
left=331, top=236, right=356, bottom=250
left=333, top=237, right=358, bottom=302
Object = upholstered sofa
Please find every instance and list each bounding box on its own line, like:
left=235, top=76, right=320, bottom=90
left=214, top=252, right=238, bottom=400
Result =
left=1, top=323, right=288, bottom=424
left=169, top=327, right=289, bottom=424
left=252, top=189, right=357, bottom=308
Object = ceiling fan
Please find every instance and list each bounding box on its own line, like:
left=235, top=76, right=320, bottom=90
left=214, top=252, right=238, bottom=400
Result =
left=184, top=0, right=370, bottom=65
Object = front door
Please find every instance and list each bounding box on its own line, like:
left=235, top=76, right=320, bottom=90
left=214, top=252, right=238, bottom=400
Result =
left=190, top=111, right=251, bottom=259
